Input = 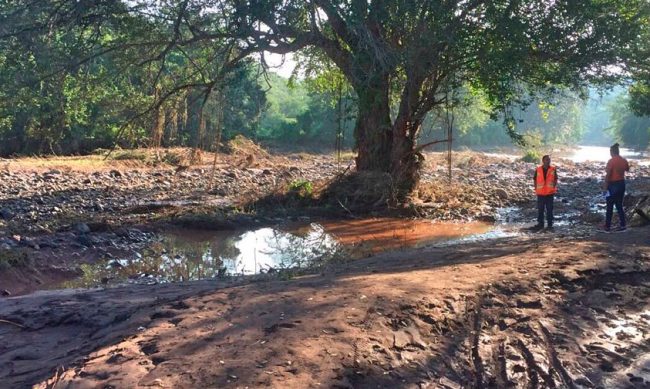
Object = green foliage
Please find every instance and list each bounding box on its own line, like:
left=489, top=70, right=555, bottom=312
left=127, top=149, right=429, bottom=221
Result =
left=420, top=88, right=586, bottom=149
left=608, top=93, right=650, bottom=151
left=288, top=179, right=314, bottom=198
left=258, top=74, right=310, bottom=140
left=1, top=0, right=649, bottom=163
left=521, top=150, right=542, bottom=163
left=252, top=73, right=354, bottom=146
left=0, top=2, right=267, bottom=156
left=629, top=80, right=650, bottom=117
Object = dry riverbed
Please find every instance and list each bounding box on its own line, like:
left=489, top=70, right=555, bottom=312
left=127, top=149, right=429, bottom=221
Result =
left=1, top=147, right=649, bottom=295
left=1, top=146, right=650, bottom=388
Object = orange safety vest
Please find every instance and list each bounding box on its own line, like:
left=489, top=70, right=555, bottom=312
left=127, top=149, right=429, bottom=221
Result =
left=535, top=165, right=557, bottom=196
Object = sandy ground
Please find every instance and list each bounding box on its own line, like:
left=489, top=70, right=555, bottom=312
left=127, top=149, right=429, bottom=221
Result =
left=1, top=227, right=649, bottom=388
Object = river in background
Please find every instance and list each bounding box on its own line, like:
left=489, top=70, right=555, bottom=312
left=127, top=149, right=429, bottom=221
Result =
left=567, top=145, right=647, bottom=163
left=483, top=145, right=648, bottom=164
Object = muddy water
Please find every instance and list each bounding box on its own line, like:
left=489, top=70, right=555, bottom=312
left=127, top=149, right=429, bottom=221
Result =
left=57, top=219, right=497, bottom=289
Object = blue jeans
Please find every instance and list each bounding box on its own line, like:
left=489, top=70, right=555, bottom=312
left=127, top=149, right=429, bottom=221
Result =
left=537, top=195, right=554, bottom=227
left=606, top=180, right=626, bottom=229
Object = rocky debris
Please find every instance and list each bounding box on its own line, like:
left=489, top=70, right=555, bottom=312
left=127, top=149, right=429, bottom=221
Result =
left=72, top=222, right=91, bottom=235
left=0, top=207, right=14, bottom=220
left=629, top=195, right=650, bottom=227
left=1, top=150, right=649, bottom=298
left=0, top=154, right=643, bottom=232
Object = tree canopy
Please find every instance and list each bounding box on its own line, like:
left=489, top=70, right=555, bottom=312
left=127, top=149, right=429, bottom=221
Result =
left=2, top=0, right=649, bottom=196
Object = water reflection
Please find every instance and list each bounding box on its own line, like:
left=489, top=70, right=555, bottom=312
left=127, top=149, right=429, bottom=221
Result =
left=61, top=224, right=343, bottom=288
left=223, top=225, right=341, bottom=274
left=59, top=219, right=496, bottom=289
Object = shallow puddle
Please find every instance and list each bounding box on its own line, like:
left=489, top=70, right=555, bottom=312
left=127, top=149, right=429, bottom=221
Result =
left=58, top=218, right=496, bottom=289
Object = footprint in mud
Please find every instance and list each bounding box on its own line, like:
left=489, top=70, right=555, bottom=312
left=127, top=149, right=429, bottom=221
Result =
left=577, top=268, right=601, bottom=276
left=139, top=341, right=159, bottom=356
left=150, top=355, right=167, bottom=365
left=600, top=361, right=616, bottom=372
left=78, top=370, right=111, bottom=380
left=321, top=326, right=345, bottom=335
left=169, top=301, right=191, bottom=310
left=169, top=317, right=183, bottom=326
left=515, top=298, right=543, bottom=309
left=628, top=375, right=645, bottom=384
left=264, top=322, right=297, bottom=334
left=106, top=353, right=131, bottom=365
left=150, top=310, right=177, bottom=320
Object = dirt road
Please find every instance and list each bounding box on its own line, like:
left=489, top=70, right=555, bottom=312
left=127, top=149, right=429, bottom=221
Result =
left=2, top=227, right=648, bottom=388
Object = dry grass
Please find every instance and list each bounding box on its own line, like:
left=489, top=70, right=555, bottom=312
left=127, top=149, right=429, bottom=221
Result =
left=1, top=154, right=122, bottom=172
left=2, top=147, right=227, bottom=172
left=421, top=150, right=512, bottom=170
left=416, top=181, right=485, bottom=204
left=225, top=135, right=270, bottom=158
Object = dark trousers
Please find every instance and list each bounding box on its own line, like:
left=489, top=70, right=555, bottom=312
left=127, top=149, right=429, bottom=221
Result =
left=606, top=180, right=626, bottom=229
left=537, top=195, right=554, bottom=227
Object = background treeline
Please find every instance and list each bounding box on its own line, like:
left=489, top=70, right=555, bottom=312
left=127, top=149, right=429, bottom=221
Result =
left=0, top=21, right=648, bottom=156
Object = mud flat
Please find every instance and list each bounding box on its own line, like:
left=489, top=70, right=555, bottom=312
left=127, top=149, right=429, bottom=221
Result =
left=1, top=226, right=648, bottom=388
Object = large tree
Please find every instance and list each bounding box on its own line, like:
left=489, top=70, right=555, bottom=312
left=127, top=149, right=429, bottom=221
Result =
left=227, top=0, right=649, bottom=195
left=3, top=0, right=649, bottom=197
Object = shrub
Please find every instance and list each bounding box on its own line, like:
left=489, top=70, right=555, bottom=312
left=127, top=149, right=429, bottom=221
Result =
left=521, top=149, right=541, bottom=163
left=288, top=179, right=314, bottom=198
left=0, top=249, right=32, bottom=270
left=111, top=150, right=148, bottom=161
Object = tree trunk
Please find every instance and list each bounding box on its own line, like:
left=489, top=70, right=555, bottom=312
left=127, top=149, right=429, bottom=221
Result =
left=390, top=120, right=421, bottom=199
left=353, top=76, right=392, bottom=172
left=352, top=74, right=423, bottom=202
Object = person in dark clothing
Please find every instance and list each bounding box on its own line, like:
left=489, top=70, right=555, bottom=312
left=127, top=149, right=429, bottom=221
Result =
left=533, top=155, right=558, bottom=230
left=602, top=143, right=630, bottom=232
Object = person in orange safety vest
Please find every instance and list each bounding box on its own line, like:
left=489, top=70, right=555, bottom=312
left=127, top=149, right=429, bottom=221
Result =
left=533, top=155, right=558, bottom=231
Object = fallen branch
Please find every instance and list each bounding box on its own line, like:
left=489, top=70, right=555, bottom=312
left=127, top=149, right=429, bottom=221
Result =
left=336, top=198, right=358, bottom=219
left=0, top=318, right=26, bottom=329
left=324, top=161, right=353, bottom=188
left=413, top=138, right=452, bottom=154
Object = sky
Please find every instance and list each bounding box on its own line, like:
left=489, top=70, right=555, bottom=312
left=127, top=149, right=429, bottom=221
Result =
left=263, top=52, right=297, bottom=78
